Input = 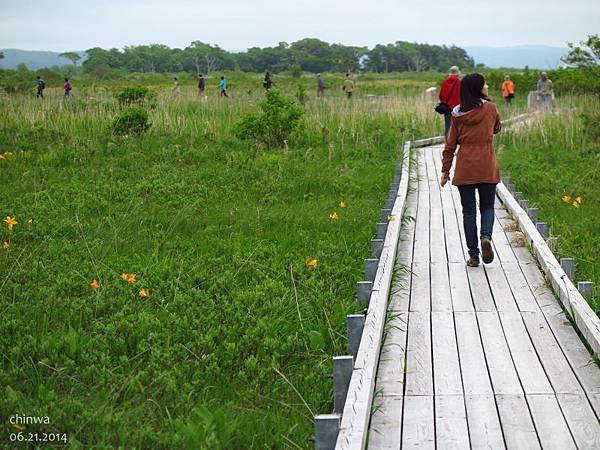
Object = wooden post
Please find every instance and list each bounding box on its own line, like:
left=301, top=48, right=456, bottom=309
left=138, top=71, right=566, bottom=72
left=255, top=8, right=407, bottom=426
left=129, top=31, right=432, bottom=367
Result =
left=528, top=207, right=539, bottom=223
left=376, top=222, right=388, bottom=240
left=371, top=238, right=384, bottom=258
left=514, top=191, right=523, bottom=201
left=380, top=208, right=392, bottom=223
left=560, top=258, right=576, bottom=280
left=536, top=222, right=549, bottom=239
left=314, top=414, right=340, bottom=450
left=364, top=258, right=378, bottom=282
left=347, top=314, right=365, bottom=360
left=333, top=356, right=354, bottom=414
left=519, top=199, right=529, bottom=211
left=356, top=281, right=373, bottom=308
left=578, top=282, right=595, bottom=300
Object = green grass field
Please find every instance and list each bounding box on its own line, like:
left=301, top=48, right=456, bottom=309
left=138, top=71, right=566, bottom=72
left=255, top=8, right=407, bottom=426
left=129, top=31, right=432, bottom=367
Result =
left=0, top=81, right=441, bottom=448
left=0, top=71, right=598, bottom=448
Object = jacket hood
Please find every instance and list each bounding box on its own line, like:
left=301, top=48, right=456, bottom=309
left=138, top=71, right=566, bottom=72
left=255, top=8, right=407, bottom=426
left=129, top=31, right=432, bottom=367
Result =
left=452, top=100, right=490, bottom=126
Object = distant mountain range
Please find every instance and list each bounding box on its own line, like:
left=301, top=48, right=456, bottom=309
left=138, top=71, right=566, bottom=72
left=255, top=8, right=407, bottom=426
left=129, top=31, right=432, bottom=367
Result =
left=464, top=45, right=569, bottom=70
left=0, top=49, right=86, bottom=70
left=1, top=45, right=570, bottom=71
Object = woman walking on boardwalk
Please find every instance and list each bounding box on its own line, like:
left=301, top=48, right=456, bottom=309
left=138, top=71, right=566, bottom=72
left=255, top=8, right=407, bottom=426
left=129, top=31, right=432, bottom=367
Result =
left=440, top=73, right=501, bottom=267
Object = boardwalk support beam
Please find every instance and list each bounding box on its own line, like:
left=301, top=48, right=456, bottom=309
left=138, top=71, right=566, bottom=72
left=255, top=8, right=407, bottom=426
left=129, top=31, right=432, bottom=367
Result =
left=578, top=281, right=595, bottom=299
left=333, top=356, right=354, bottom=414
left=528, top=207, right=539, bottom=223
left=376, top=223, right=388, bottom=240
left=371, top=239, right=384, bottom=258
left=364, top=259, right=379, bottom=282
left=347, top=314, right=365, bottom=360
left=314, top=414, right=340, bottom=450
left=560, top=258, right=576, bottom=280
left=380, top=208, right=392, bottom=223
left=536, top=222, right=549, bottom=239
left=356, top=281, right=373, bottom=308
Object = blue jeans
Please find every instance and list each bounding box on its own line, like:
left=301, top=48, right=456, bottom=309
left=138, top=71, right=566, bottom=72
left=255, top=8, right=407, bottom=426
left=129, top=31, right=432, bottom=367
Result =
left=444, top=112, right=452, bottom=136
left=457, top=183, right=497, bottom=257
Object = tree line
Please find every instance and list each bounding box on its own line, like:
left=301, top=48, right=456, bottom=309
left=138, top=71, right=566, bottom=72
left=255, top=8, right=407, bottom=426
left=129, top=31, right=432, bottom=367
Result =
left=80, top=39, right=475, bottom=77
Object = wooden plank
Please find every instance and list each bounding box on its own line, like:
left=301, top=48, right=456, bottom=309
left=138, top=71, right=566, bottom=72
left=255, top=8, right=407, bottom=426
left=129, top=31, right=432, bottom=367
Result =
left=412, top=151, right=430, bottom=263
left=401, top=395, right=435, bottom=450
left=496, top=394, right=541, bottom=449
left=432, top=312, right=463, bottom=395
left=464, top=394, right=505, bottom=449
left=431, top=262, right=453, bottom=312
left=467, top=268, right=496, bottom=311
left=527, top=394, right=577, bottom=450
left=425, top=149, right=447, bottom=264
left=405, top=312, right=433, bottom=396
left=500, top=262, right=540, bottom=312
left=521, top=312, right=584, bottom=395
left=477, top=311, right=522, bottom=395
left=448, top=262, right=474, bottom=312
left=435, top=395, right=470, bottom=450
left=483, top=264, right=519, bottom=312
left=409, top=261, right=430, bottom=312
left=497, top=182, right=600, bottom=359
left=376, top=312, right=408, bottom=396
left=519, top=262, right=600, bottom=405
left=499, top=311, right=553, bottom=394
left=367, top=395, right=403, bottom=449
left=557, top=393, right=600, bottom=449
left=454, top=312, right=493, bottom=395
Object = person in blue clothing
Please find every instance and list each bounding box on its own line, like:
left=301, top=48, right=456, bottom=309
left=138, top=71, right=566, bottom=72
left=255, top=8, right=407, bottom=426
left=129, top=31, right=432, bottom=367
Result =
left=219, top=76, right=228, bottom=97
left=36, top=75, right=45, bottom=98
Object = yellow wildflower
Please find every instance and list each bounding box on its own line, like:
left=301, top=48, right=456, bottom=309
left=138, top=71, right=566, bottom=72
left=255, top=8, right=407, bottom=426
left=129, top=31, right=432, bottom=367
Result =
left=13, top=423, right=25, bottom=431
left=388, top=215, right=396, bottom=222
left=27, top=219, right=33, bottom=224
left=138, top=288, right=149, bottom=298
left=2, top=240, right=9, bottom=249
left=3, top=216, right=18, bottom=231
left=90, top=279, right=100, bottom=289
left=305, top=258, right=318, bottom=268
left=0, top=155, right=5, bottom=161
left=561, top=195, right=571, bottom=203
left=120, top=273, right=129, bottom=281
left=575, top=196, right=583, bottom=204
left=329, top=212, right=339, bottom=221
left=339, top=201, right=347, bottom=208
left=573, top=201, right=580, bottom=208
left=127, top=273, right=137, bottom=284
left=3, top=151, right=14, bottom=157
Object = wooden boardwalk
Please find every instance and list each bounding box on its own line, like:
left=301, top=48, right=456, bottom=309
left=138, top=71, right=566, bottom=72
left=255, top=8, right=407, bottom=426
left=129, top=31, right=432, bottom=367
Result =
left=367, top=144, right=600, bottom=449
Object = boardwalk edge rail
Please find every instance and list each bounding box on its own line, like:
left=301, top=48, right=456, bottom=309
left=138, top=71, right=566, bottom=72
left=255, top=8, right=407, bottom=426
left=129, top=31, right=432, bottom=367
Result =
left=496, top=182, right=600, bottom=356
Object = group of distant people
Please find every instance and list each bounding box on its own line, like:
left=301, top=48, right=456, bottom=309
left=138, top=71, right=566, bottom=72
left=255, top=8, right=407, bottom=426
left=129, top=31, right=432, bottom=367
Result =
left=439, top=66, right=554, bottom=134
left=34, top=76, right=72, bottom=98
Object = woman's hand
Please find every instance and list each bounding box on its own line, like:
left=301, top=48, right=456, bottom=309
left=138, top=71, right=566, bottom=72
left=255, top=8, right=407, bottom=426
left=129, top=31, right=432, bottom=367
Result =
left=440, top=173, right=450, bottom=187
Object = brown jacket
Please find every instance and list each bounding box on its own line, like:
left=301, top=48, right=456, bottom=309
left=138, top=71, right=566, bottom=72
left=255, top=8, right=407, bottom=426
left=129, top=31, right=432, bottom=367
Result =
left=442, top=101, right=501, bottom=185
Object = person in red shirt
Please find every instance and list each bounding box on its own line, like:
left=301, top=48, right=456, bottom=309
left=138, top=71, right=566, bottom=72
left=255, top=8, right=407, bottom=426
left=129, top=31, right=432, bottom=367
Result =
left=439, top=66, right=462, bottom=136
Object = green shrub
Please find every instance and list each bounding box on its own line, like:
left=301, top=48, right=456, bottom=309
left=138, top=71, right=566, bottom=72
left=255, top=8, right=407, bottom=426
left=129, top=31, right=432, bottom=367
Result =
left=295, top=84, right=307, bottom=105
left=115, top=86, right=156, bottom=106
left=234, top=89, right=304, bottom=148
left=112, top=107, right=151, bottom=135
left=581, top=103, right=600, bottom=143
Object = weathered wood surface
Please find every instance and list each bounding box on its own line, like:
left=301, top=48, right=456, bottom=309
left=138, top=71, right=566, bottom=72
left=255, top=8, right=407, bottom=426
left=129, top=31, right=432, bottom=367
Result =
left=364, top=145, right=600, bottom=450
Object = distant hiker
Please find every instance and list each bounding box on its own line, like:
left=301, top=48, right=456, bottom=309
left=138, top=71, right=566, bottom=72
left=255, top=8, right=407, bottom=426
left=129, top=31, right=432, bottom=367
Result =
left=501, top=75, right=515, bottom=104
left=172, top=77, right=180, bottom=95
left=36, top=76, right=45, bottom=98
left=63, top=78, right=72, bottom=97
left=536, top=72, right=553, bottom=110
left=263, top=72, right=273, bottom=90
left=440, top=73, right=502, bottom=267
left=342, top=73, right=354, bottom=99
left=198, top=74, right=206, bottom=95
left=317, top=73, right=326, bottom=97
left=438, top=66, right=462, bottom=136
left=219, top=76, right=228, bottom=97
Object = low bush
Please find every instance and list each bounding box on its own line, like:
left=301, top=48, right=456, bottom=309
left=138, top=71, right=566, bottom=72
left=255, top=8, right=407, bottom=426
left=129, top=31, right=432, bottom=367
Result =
left=112, top=107, right=151, bottom=135
left=115, top=86, right=156, bottom=106
left=234, top=89, right=304, bottom=148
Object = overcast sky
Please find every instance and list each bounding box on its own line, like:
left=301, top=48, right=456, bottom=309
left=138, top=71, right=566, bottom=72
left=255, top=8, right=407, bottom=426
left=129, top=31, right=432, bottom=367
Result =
left=1, top=0, right=598, bottom=52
